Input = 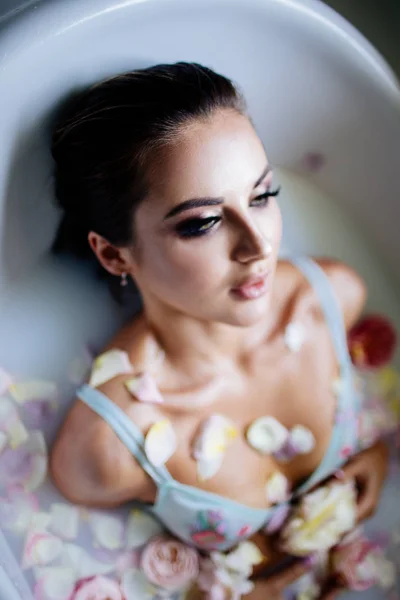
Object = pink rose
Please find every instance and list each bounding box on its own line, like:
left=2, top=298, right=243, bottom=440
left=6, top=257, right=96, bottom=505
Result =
left=69, top=576, right=124, bottom=600
left=331, top=533, right=382, bottom=591
left=140, top=535, right=199, bottom=591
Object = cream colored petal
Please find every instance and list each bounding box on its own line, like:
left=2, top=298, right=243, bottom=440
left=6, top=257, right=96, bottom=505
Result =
left=50, top=504, right=79, bottom=540
left=145, top=419, right=177, bottom=467
left=284, top=322, right=306, bottom=353
left=125, top=373, right=164, bottom=404
left=0, top=366, right=12, bottom=396
left=33, top=567, right=76, bottom=600
left=8, top=419, right=29, bottom=449
left=196, top=455, right=224, bottom=482
left=61, top=543, right=114, bottom=578
left=24, top=453, right=48, bottom=491
left=89, top=512, right=124, bottom=550
left=265, top=472, right=290, bottom=504
left=89, top=349, right=133, bottom=387
left=22, top=530, right=63, bottom=569
left=289, top=425, right=315, bottom=455
left=121, top=569, right=157, bottom=600
left=246, top=416, right=288, bottom=455
left=125, top=509, right=164, bottom=549
left=193, top=415, right=238, bottom=463
left=9, top=381, right=57, bottom=404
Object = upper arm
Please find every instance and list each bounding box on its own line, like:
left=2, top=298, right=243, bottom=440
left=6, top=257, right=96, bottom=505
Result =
left=50, top=394, right=148, bottom=508
left=314, top=259, right=367, bottom=331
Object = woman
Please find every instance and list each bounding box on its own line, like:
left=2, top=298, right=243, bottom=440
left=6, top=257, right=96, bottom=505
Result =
left=50, top=62, right=388, bottom=598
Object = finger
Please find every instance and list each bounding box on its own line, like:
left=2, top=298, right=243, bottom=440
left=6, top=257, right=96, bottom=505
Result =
left=267, top=559, right=310, bottom=591
left=319, top=584, right=344, bottom=600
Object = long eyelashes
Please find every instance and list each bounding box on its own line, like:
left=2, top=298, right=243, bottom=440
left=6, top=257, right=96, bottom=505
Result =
left=175, top=216, right=221, bottom=238
left=174, top=187, right=281, bottom=239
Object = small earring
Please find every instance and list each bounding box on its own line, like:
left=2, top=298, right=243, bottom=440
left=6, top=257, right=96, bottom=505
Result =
left=120, top=272, right=128, bottom=287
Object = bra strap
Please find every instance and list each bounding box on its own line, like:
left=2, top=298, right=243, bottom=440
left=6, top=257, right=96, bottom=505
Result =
left=76, top=384, right=172, bottom=487
left=288, top=256, right=353, bottom=380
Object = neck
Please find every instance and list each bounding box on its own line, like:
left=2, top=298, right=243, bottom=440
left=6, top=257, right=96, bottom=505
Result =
left=141, top=296, right=273, bottom=379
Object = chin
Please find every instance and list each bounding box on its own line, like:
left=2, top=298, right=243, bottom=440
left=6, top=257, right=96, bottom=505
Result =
left=220, top=298, right=270, bottom=328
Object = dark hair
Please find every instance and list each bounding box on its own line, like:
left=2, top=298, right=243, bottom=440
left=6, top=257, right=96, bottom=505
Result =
left=51, top=62, right=246, bottom=270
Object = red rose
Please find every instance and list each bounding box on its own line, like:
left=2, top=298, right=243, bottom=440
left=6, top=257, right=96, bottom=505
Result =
left=348, top=314, right=397, bottom=369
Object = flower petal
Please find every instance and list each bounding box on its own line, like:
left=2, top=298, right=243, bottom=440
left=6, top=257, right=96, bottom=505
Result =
left=61, top=543, right=114, bottom=578
left=0, top=366, right=12, bottom=395
left=246, top=416, right=289, bottom=455
left=144, top=419, right=176, bottom=467
left=125, top=509, right=164, bottom=549
left=265, top=504, right=291, bottom=534
left=9, top=381, right=57, bottom=404
left=0, top=486, right=39, bottom=533
left=265, top=472, right=290, bottom=504
left=34, top=567, right=76, bottom=600
left=8, top=419, right=29, bottom=449
left=22, top=530, right=63, bottom=569
left=89, top=512, right=124, bottom=550
left=0, top=431, right=7, bottom=454
left=0, top=396, right=19, bottom=432
left=50, top=504, right=79, bottom=540
left=89, top=349, right=133, bottom=388
left=197, top=455, right=224, bottom=482
left=24, top=399, right=58, bottom=429
left=125, top=373, right=164, bottom=404
left=70, top=575, right=124, bottom=600
left=121, top=569, right=157, bottom=600
left=284, top=322, right=306, bottom=353
left=25, top=453, right=48, bottom=491
left=193, top=415, right=238, bottom=462
left=289, top=425, right=315, bottom=455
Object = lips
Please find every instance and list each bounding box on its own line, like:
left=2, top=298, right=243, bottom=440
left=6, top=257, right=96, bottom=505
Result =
left=231, top=272, right=270, bottom=300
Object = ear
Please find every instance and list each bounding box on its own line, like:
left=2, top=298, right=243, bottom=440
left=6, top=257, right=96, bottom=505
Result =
left=88, top=231, right=135, bottom=276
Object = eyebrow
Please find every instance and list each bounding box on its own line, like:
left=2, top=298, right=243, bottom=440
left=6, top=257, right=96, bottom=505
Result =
left=164, top=164, right=271, bottom=220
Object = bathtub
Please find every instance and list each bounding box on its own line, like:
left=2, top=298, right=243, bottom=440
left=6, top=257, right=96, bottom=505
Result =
left=0, top=0, right=399, bottom=598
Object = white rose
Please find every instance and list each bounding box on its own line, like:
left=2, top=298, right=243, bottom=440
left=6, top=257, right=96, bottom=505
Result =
left=280, top=481, right=357, bottom=556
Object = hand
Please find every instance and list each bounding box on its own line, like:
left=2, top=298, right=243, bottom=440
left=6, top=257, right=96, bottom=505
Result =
left=340, top=440, right=389, bottom=522
left=248, top=559, right=313, bottom=600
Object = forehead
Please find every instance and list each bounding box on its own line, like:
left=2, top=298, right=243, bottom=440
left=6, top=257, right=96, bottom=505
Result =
left=148, top=109, right=268, bottom=202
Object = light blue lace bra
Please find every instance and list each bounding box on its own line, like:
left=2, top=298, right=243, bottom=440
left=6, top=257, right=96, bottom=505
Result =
left=76, top=257, right=360, bottom=552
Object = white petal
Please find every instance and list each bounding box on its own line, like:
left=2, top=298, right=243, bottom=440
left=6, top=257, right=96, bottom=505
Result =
left=265, top=472, right=290, bottom=504
left=125, top=373, right=164, bottom=404
left=125, top=509, right=164, bottom=549
left=0, top=366, right=12, bottom=395
left=8, top=419, right=29, bottom=449
left=0, top=431, right=8, bottom=453
left=289, top=425, right=315, bottom=455
left=0, top=487, right=39, bottom=533
left=284, top=322, right=306, bottom=353
left=121, top=569, right=157, bottom=600
left=0, top=396, right=19, bottom=431
left=34, top=567, right=76, bottom=600
left=30, top=512, right=52, bottom=530
left=50, top=504, right=79, bottom=540
left=61, top=543, right=114, bottom=578
left=24, top=453, right=48, bottom=491
left=22, top=530, right=63, bottom=569
left=89, top=512, right=124, bottom=550
left=144, top=419, right=176, bottom=467
left=192, top=415, right=238, bottom=463
left=89, top=349, right=133, bottom=387
left=246, top=416, right=289, bottom=455
left=197, top=455, right=224, bottom=481
left=9, top=381, right=57, bottom=404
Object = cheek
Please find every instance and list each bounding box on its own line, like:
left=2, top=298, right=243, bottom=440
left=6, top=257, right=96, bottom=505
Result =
left=139, top=235, right=226, bottom=293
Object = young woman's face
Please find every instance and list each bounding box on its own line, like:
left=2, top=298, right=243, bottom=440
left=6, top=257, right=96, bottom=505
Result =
left=130, top=109, right=282, bottom=327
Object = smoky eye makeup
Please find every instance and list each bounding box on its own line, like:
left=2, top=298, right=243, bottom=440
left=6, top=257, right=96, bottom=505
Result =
left=174, top=215, right=222, bottom=239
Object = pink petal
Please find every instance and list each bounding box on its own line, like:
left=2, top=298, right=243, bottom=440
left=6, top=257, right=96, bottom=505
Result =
left=71, top=576, right=124, bottom=600
left=125, top=373, right=164, bottom=404
left=22, top=530, right=63, bottom=569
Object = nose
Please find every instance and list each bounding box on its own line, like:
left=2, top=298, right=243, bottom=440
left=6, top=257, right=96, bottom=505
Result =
left=231, top=217, right=273, bottom=264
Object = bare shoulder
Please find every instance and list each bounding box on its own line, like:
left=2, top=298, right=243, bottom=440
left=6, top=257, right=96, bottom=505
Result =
left=314, top=258, right=367, bottom=329
left=50, top=313, right=155, bottom=507
left=276, top=258, right=367, bottom=330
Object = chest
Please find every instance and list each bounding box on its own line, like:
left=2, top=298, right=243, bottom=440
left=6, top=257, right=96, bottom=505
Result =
left=134, top=322, right=342, bottom=508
